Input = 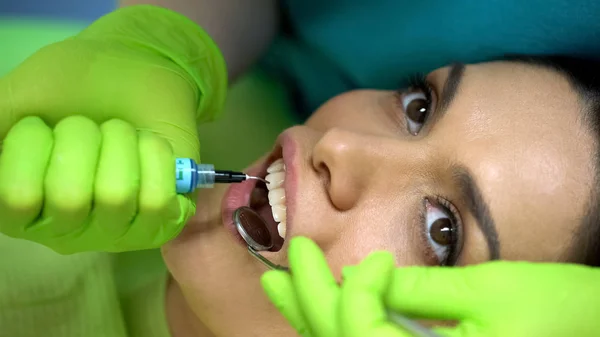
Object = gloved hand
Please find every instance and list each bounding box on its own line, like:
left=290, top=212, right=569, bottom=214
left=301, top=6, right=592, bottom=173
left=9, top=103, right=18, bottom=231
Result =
left=0, top=5, right=227, bottom=253
left=262, top=237, right=342, bottom=337
left=262, top=237, right=600, bottom=337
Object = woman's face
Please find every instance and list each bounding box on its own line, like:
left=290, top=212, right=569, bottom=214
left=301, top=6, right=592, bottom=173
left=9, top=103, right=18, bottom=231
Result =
left=162, top=61, right=596, bottom=336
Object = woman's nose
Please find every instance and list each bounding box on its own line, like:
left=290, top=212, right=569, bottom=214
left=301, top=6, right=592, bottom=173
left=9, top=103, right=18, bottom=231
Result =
left=312, top=128, right=385, bottom=210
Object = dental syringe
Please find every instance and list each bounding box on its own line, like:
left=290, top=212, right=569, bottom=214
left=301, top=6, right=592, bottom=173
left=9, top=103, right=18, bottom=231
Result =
left=175, top=158, right=266, bottom=194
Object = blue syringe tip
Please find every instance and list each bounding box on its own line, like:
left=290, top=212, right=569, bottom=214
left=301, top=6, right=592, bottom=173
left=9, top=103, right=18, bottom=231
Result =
left=175, top=158, right=215, bottom=193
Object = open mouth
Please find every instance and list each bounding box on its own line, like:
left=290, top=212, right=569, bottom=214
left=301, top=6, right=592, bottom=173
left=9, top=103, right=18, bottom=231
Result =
left=221, top=144, right=287, bottom=252
left=248, top=152, right=286, bottom=251
left=249, top=157, right=286, bottom=251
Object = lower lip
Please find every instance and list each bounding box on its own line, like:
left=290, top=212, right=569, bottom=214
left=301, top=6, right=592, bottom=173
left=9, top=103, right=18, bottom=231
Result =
left=220, top=159, right=271, bottom=246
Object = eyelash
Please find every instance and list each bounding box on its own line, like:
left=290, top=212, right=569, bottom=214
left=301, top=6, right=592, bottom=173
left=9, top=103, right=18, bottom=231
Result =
left=407, top=74, right=434, bottom=101
left=418, top=196, right=464, bottom=266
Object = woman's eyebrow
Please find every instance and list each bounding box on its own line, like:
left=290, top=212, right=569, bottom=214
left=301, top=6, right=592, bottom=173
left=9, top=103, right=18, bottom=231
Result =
left=452, top=165, right=501, bottom=260
left=437, top=63, right=466, bottom=114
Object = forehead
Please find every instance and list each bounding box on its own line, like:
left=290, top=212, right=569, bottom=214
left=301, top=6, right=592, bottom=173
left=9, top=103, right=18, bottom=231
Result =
left=430, top=62, right=596, bottom=261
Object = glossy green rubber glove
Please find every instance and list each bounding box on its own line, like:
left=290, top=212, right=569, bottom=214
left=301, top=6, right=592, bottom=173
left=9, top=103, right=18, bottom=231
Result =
left=262, top=237, right=342, bottom=337
left=262, top=237, right=600, bottom=337
left=0, top=5, right=227, bottom=254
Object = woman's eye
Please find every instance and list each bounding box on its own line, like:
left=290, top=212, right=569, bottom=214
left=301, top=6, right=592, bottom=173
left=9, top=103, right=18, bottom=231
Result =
left=401, top=90, right=431, bottom=135
left=397, top=78, right=434, bottom=135
left=424, top=198, right=462, bottom=266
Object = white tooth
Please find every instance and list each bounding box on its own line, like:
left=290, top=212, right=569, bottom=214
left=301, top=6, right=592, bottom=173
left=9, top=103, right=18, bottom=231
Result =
left=267, top=158, right=285, bottom=173
left=277, top=222, right=287, bottom=238
left=265, top=171, right=285, bottom=190
left=268, top=188, right=286, bottom=206
left=271, top=204, right=287, bottom=223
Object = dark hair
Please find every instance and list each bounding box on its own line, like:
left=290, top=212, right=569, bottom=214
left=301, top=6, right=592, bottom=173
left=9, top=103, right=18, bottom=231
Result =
left=506, top=55, right=600, bottom=267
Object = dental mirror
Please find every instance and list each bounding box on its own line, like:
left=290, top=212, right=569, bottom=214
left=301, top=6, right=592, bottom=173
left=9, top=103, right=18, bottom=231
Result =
left=233, top=206, right=289, bottom=271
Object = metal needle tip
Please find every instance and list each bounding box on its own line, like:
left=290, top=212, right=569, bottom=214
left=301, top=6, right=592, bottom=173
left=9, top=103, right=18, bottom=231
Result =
left=246, top=175, right=269, bottom=184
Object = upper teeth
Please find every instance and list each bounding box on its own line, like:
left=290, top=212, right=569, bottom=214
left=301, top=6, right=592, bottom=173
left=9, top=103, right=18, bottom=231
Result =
left=266, top=158, right=286, bottom=239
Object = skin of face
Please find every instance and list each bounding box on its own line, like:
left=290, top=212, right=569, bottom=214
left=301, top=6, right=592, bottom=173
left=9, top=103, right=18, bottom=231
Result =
left=161, top=61, right=597, bottom=337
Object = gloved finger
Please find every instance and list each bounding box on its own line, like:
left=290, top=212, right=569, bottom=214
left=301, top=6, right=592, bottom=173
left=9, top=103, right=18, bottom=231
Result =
left=431, top=326, right=465, bottom=337
left=0, top=116, right=53, bottom=235
left=341, top=251, right=409, bottom=337
left=385, top=266, right=484, bottom=320
left=344, top=260, right=465, bottom=337
left=39, top=116, right=101, bottom=236
left=93, top=119, right=140, bottom=239
left=123, top=131, right=191, bottom=249
left=261, top=270, right=313, bottom=337
left=0, top=78, right=12, bottom=140
left=289, top=237, right=340, bottom=337
left=342, top=266, right=358, bottom=280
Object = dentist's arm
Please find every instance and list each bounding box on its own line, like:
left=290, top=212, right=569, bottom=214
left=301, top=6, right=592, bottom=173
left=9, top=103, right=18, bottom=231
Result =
left=120, top=0, right=279, bottom=82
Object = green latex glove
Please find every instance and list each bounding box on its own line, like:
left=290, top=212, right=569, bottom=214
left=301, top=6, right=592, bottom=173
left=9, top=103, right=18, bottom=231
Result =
left=262, top=237, right=600, bottom=337
left=0, top=5, right=227, bottom=254
left=262, top=237, right=342, bottom=337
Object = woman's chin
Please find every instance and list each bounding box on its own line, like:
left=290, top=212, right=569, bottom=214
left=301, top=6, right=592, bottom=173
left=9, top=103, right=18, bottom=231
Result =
left=161, top=184, right=232, bottom=281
